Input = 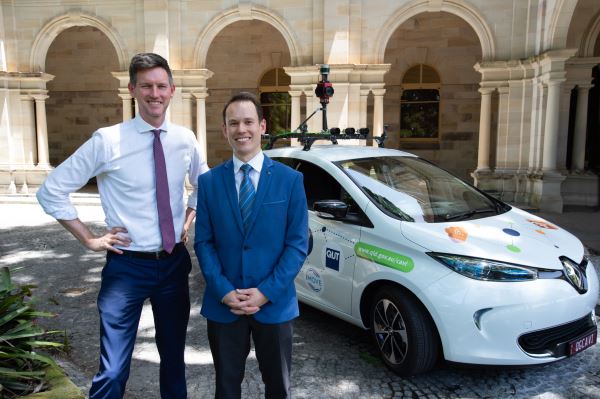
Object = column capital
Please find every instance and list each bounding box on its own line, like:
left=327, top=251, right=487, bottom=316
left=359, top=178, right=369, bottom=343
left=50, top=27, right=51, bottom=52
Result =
left=111, top=71, right=130, bottom=88
left=31, top=94, right=49, bottom=101
left=191, top=90, right=209, bottom=100
left=371, top=88, right=386, bottom=96
left=288, top=90, right=303, bottom=97
left=173, top=69, right=214, bottom=87
left=497, top=86, right=509, bottom=94
left=544, top=78, right=566, bottom=87
left=478, top=87, right=495, bottom=95
left=117, top=93, right=132, bottom=100
left=576, top=83, right=594, bottom=91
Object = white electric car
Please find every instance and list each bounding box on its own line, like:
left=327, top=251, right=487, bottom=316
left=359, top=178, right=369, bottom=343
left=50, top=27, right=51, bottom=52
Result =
left=265, top=143, right=598, bottom=376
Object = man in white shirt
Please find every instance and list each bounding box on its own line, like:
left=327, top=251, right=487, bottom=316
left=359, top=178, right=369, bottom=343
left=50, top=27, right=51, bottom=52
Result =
left=37, top=53, right=208, bottom=399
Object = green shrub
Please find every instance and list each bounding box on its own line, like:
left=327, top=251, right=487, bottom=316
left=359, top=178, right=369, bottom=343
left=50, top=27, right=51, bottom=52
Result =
left=0, top=267, right=63, bottom=398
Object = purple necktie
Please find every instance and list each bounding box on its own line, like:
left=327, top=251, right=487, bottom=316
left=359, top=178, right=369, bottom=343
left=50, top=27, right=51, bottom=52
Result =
left=152, top=129, right=176, bottom=253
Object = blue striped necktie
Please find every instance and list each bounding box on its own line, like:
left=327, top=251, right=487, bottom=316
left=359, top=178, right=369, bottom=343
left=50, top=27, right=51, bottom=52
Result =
left=239, top=164, right=255, bottom=232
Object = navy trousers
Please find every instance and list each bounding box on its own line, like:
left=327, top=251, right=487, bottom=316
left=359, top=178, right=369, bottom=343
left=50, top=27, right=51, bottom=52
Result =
left=207, top=317, right=293, bottom=399
left=89, top=245, right=191, bottom=399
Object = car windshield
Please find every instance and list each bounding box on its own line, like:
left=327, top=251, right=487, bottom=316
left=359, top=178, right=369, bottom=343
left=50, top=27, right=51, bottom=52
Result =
left=337, top=156, right=507, bottom=223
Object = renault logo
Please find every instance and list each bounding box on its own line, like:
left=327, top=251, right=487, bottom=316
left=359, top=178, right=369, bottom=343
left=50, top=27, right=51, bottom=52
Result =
left=560, top=257, right=587, bottom=293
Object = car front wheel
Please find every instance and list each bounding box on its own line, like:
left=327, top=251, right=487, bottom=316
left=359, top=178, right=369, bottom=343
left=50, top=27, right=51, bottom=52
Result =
left=370, top=286, right=439, bottom=376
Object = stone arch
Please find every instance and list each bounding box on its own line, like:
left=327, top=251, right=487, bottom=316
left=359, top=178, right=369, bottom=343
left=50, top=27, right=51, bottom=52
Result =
left=547, top=0, right=579, bottom=51
left=374, top=0, right=495, bottom=63
left=193, top=4, right=301, bottom=68
left=580, top=12, right=600, bottom=57
left=30, top=11, right=128, bottom=72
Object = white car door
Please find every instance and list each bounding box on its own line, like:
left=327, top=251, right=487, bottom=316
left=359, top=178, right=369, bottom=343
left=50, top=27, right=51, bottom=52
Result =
left=291, top=160, right=368, bottom=315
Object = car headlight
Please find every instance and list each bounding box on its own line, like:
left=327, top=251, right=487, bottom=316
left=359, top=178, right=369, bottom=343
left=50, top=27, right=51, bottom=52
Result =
left=428, top=253, right=538, bottom=281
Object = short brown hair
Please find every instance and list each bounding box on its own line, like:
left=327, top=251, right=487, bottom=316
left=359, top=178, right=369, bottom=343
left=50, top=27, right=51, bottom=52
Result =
left=222, top=92, right=264, bottom=123
left=129, top=53, right=173, bottom=86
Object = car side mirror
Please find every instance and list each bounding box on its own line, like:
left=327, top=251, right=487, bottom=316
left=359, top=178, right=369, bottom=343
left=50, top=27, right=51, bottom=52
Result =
left=313, top=200, right=348, bottom=220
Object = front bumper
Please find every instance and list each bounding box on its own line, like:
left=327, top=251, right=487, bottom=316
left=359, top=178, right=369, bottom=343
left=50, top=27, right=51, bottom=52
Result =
left=423, top=258, right=599, bottom=365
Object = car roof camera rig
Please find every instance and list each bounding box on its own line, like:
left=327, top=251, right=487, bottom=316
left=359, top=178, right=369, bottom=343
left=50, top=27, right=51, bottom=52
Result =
left=262, top=64, right=388, bottom=151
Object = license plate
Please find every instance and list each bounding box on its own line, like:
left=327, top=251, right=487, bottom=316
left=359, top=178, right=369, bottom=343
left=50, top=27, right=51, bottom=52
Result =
left=568, top=329, right=597, bottom=356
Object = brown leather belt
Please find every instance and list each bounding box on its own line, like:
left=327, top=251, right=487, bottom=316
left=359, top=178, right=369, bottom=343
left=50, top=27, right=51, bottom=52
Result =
left=117, top=242, right=184, bottom=260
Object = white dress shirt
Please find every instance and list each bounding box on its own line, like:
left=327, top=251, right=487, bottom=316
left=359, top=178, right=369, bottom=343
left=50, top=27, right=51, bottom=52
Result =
left=233, top=151, right=264, bottom=197
left=37, top=116, right=209, bottom=251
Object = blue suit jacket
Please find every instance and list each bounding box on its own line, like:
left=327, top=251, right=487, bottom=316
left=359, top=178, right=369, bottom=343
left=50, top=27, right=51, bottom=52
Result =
left=194, top=155, right=309, bottom=324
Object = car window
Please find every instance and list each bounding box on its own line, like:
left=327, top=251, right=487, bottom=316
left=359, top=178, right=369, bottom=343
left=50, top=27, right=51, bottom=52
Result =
left=338, top=156, right=507, bottom=223
left=273, top=157, right=371, bottom=226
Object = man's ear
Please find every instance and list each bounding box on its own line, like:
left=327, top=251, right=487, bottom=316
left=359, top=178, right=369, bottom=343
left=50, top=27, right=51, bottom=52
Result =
left=260, top=118, right=267, bottom=134
left=127, top=82, right=134, bottom=95
left=221, top=124, right=228, bottom=139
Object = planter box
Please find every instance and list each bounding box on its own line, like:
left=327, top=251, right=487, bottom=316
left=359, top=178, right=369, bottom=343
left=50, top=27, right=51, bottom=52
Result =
left=21, top=365, right=85, bottom=399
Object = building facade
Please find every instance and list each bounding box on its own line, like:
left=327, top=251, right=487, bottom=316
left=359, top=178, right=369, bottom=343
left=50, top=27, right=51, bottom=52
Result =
left=1, top=0, right=599, bottom=212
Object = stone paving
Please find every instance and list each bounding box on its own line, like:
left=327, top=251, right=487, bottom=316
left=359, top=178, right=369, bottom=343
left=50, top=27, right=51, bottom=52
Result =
left=0, top=202, right=599, bottom=399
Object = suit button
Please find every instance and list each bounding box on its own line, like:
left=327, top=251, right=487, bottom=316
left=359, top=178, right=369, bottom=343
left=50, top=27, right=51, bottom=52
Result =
left=244, top=245, right=250, bottom=250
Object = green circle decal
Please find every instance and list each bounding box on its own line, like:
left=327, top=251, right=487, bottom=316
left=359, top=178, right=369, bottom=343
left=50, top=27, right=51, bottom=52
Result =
left=506, top=244, right=521, bottom=253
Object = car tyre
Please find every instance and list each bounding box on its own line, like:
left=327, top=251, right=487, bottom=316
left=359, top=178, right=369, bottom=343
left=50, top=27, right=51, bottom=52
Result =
left=370, top=286, right=439, bottom=376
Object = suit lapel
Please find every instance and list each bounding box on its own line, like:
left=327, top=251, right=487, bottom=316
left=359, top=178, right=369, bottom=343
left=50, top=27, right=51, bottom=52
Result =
left=222, top=160, right=244, bottom=234
left=245, top=155, right=273, bottom=235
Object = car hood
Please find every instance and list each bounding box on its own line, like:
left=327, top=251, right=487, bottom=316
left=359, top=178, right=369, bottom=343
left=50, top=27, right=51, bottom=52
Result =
left=399, top=207, right=584, bottom=270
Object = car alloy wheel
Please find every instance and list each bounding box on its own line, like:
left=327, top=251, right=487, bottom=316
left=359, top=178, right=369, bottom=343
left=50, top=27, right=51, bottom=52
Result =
left=373, top=298, right=408, bottom=365
left=370, top=286, right=439, bottom=376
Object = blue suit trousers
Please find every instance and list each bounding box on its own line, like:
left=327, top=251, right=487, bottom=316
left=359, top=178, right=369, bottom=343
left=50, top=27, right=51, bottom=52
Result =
left=89, top=246, right=191, bottom=399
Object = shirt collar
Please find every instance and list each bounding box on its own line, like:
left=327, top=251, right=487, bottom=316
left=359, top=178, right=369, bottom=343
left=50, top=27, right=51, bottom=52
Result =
left=133, top=115, right=169, bottom=134
left=233, top=151, right=264, bottom=174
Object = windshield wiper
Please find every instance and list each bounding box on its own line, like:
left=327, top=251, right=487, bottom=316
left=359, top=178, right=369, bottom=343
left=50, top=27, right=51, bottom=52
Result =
left=444, top=207, right=498, bottom=221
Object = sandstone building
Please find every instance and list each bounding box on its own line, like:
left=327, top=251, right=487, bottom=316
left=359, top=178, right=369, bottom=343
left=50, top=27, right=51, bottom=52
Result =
left=1, top=0, right=599, bottom=212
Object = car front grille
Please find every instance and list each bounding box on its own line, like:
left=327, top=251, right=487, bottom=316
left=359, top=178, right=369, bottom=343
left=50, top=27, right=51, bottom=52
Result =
left=518, top=313, right=596, bottom=357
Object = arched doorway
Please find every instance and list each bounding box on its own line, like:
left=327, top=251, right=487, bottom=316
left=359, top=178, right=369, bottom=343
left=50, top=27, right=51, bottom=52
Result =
left=45, top=26, right=121, bottom=167
left=204, top=20, right=292, bottom=166
left=383, top=12, right=482, bottom=182
left=587, top=65, right=600, bottom=173
left=259, top=68, right=291, bottom=134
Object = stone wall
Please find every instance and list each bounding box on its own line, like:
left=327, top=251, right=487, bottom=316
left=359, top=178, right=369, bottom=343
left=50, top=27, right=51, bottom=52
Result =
left=204, top=20, right=291, bottom=167
left=45, top=26, right=121, bottom=166
left=382, top=12, right=482, bottom=182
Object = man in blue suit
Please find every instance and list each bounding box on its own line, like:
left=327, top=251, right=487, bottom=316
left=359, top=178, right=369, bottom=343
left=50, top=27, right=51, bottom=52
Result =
left=194, top=92, right=309, bottom=399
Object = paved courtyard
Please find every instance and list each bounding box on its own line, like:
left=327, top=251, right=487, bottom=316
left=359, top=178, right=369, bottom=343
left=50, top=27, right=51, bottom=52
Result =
left=0, top=201, right=599, bottom=399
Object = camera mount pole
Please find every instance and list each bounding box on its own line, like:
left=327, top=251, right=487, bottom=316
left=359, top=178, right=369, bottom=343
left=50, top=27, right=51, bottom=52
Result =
left=314, top=64, right=334, bottom=132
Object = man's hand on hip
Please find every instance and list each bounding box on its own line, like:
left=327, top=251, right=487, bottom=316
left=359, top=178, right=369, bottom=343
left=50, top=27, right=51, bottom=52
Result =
left=58, top=219, right=131, bottom=254
left=87, top=227, right=131, bottom=254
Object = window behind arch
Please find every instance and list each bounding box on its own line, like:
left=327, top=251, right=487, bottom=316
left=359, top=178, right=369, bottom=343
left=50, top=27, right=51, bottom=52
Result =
left=400, top=64, right=440, bottom=141
left=259, top=68, right=291, bottom=134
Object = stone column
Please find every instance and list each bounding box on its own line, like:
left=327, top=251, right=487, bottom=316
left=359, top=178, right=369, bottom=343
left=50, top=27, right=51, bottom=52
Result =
left=192, top=91, right=209, bottom=162
left=112, top=72, right=133, bottom=121
left=304, top=87, right=321, bottom=132
left=572, top=84, right=592, bottom=171
left=542, top=80, right=564, bottom=172
left=289, top=90, right=303, bottom=132
left=495, top=86, right=510, bottom=170
left=20, top=95, right=37, bottom=166
left=288, top=90, right=303, bottom=146
left=359, top=89, right=369, bottom=129
left=372, top=88, right=385, bottom=139
left=477, top=87, right=495, bottom=171
left=182, top=93, right=193, bottom=130
left=32, top=94, right=50, bottom=168
left=118, top=93, right=133, bottom=121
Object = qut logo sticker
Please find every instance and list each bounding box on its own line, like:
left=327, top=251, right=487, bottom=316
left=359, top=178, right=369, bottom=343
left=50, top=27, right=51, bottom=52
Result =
left=325, top=248, right=341, bottom=271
